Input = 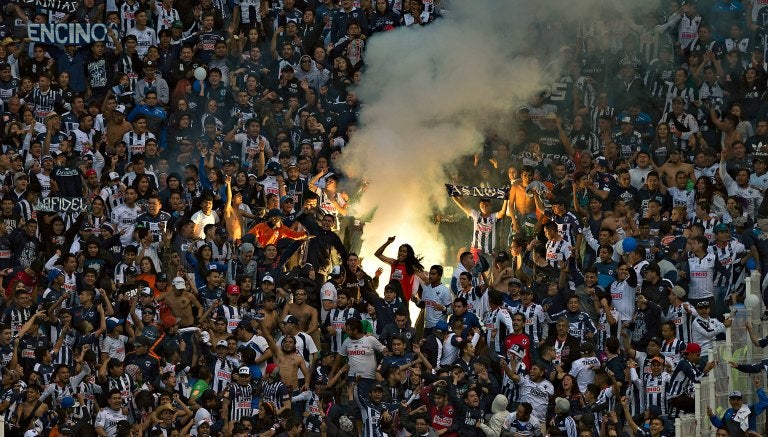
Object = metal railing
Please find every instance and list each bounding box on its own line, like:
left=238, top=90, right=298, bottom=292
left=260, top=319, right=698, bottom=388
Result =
left=675, top=271, right=767, bottom=437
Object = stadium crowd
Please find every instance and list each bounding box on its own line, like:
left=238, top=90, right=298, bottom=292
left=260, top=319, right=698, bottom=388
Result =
left=1, top=0, right=768, bottom=436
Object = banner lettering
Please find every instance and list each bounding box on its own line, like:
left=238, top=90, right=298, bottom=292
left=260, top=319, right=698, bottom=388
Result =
left=444, top=184, right=509, bottom=199
left=37, top=0, right=79, bottom=13
left=34, top=197, right=89, bottom=213
left=28, top=23, right=108, bottom=45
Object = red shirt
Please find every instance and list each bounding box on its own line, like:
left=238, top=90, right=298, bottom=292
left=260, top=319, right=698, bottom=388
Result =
left=504, top=332, right=532, bottom=369
left=390, top=262, right=416, bottom=301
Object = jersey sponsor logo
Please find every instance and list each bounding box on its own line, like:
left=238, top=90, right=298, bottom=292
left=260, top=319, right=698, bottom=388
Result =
left=646, top=386, right=662, bottom=393
left=529, top=386, right=550, bottom=399
left=690, top=271, right=708, bottom=278
left=348, top=349, right=368, bottom=356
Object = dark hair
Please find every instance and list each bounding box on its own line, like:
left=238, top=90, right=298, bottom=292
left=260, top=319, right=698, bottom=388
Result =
left=398, top=244, right=424, bottom=275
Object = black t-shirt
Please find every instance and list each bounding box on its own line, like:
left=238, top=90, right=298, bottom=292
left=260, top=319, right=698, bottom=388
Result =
left=51, top=165, right=84, bottom=197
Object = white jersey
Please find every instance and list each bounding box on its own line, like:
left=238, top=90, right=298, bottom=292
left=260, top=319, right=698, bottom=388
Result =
left=111, top=203, right=142, bottom=245
left=154, top=5, right=180, bottom=33
left=122, top=131, right=156, bottom=159
left=511, top=303, right=547, bottom=344
left=70, top=129, right=94, bottom=154
left=687, top=253, right=718, bottom=300
left=750, top=172, right=768, bottom=192
left=667, top=186, right=696, bottom=219
left=236, top=0, right=263, bottom=24
left=455, top=286, right=489, bottom=321
left=95, top=408, right=128, bottom=437
left=516, top=375, right=554, bottom=422
left=470, top=209, right=498, bottom=255
left=483, top=306, right=514, bottom=354
left=127, top=27, right=158, bottom=57
left=545, top=239, right=571, bottom=268
left=752, top=0, right=768, bottom=21
left=101, top=184, right=124, bottom=211
left=720, top=162, right=762, bottom=220
left=569, top=356, right=601, bottom=393
left=36, top=173, right=51, bottom=198
left=339, top=335, right=386, bottom=380
left=691, top=316, right=726, bottom=353
left=677, top=14, right=701, bottom=50
left=502, top=411, right=542, bottom=437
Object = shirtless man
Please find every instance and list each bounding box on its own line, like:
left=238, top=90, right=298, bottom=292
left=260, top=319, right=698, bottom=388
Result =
left=659, top=149, right=695, bottom=188
left=489, top=252, right=515, bottom=291
left=600, top=199, right=638, bottom=237
left=280, top=287, right=319, bottom=346
left=507, top=166, right=538, bottom=237
left=223, top=175, right=258, bottom=242
left=207, top=313, right=230, bottom=347
left=262, top=325, right=309, bottom=391
left=260, top=291, right=280, bottom=336
left=157, top=276, right=204, bottom=327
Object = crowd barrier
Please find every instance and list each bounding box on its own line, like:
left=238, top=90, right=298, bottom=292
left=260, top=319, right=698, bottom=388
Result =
left=675, top=271, right=767, bottom=436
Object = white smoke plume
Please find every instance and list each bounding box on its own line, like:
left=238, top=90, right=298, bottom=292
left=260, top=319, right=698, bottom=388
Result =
left=342, top=0, right=654, bottom=269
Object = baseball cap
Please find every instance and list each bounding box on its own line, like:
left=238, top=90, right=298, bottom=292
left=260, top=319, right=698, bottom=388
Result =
left=283, top=315, right=299, bottom=325
left=508, top=343, right=525, bottom=359
left=262, top=275, right=274, bottom=283
left=684, top=343, right=702, bottom=354
left=156, top=272, right=168, bottom=282
left=239, top=242, right=255, bottom=253
left=329, top=265, right=343, bottom=277
left=238, top=366, right=250, bottom=376
left=47, top=268, right=64, bottom=283
left=172, top=20, right=183, bottom=29
left=140, top=287, right=152, bottom=296
left=620, top=116, right=632, bottom=124
left=108, top=171, right=121, bottom=181
left=266, top=363, right=279, bottom=375
left=226, top=285, right=240, bottom=295
left=106, top=317, right=125, bottom=332
left=280, top=195, right=294, bottom=204
left=714, top=223, right=730, bottom=233
left=216, top=340, right=228, bottom=348
left=172, top=277, right=186, bottom=290
left=143, top=60, right=155, bottom=68
left=435, top=320, right=450, bottom=332
left=496, top=251, right=510, bottom=262
left=114, top=105, right=126, bottom=115
left=651, top=356, right=665, bottom=365
left=696, top=300, right=711, bottom=308
left=595, top=156, right=609, bottom=168
left=371, top=382, right=385, bottom=392
left=729, top=390, right=743, bottom=398
left=85, top=169, right=97, bottom=178
left=60, top=396, right=78, bottom=409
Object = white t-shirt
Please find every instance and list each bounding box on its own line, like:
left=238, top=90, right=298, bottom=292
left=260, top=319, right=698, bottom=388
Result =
left=319, top=281, right=337, bottom=322
left=516, top=375, right=554, bottom=422
left=100, top=335, right=128, bottom=361
left=95, top=408, right=128, bottom=437
left=570, top=356, right=601, bottom=393
left=190, top=210, right=219, bottom=239
left=339, top=335, right=385, bottom=380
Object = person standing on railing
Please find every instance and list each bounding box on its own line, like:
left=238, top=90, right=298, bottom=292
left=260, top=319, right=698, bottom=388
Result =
left=666, top=342, right=717, bottom=418
left=690, top=300, right=731, bottom=364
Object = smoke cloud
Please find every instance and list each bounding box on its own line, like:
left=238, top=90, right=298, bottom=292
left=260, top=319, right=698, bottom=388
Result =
left=342, top=0, right=654, bottom=269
